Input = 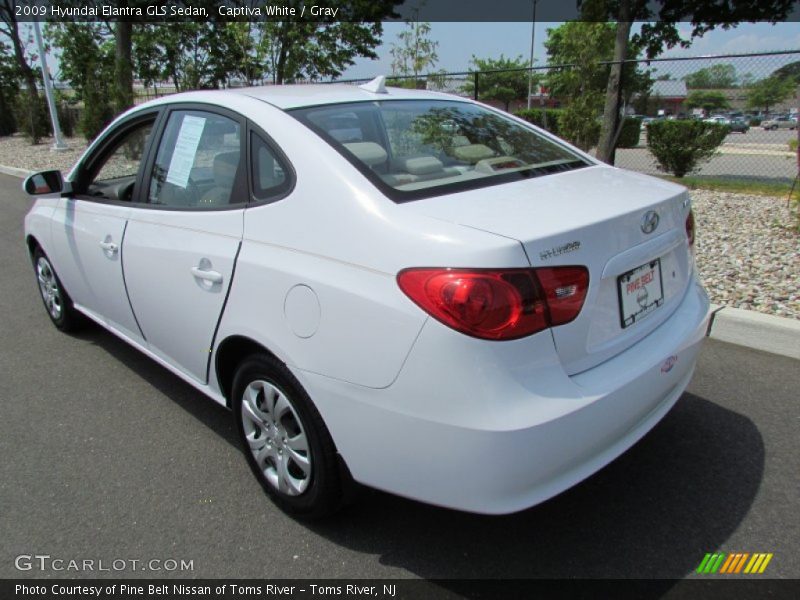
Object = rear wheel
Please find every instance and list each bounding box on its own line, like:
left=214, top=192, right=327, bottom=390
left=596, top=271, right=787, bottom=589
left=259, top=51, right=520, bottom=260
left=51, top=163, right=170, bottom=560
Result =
left=32, top=247, right=83, bottom=332
left=232, top=354, right=344, bottom=518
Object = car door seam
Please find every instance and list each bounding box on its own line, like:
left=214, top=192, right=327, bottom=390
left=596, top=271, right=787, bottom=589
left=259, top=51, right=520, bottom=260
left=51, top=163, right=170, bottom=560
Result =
left=119, top=220, right=147, bottom=342
left=205, top=240, right=243, bottom=384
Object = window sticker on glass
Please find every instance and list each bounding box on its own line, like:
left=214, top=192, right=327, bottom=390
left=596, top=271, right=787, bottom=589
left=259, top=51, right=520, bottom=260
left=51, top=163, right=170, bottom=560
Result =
left=165, top=115, right=206, bottom=188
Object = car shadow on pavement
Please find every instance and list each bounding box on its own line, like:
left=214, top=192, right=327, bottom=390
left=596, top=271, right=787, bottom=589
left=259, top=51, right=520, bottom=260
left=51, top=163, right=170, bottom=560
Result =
left=76, top=323, right=764, bottom=582
left=309, top=391, right=764, bottom=583
left=73, top=323, right=239, bottom=448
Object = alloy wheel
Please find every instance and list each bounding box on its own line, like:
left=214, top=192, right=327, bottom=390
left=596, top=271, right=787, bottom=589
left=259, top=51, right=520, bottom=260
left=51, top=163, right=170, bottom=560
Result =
left=240, top=380, right=311, bottom=496
left=36, top=256, right=63, bottom=320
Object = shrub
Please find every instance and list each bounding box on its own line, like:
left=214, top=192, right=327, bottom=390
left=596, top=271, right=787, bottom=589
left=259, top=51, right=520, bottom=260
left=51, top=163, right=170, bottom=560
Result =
left=14, top=90, right=49, bottom=143
left=616, top=117, right=643, bottom=148
left=646, top=120, right=729, bottom=178
left=514, top=108, right=563, bottom=137
left=80, top=84, right=114, bottom=141
left=56, top=101, right=77, bottom=138
left=790, top=138, right=798, bottom=153
left=53, top=91, right=76, bottom=138
left=0, top=89, right=16, bottom=136
left=558, top=97, right=601, bottom=151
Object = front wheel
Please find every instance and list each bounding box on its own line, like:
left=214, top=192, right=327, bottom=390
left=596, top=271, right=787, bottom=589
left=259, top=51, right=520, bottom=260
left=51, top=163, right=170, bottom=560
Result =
left=232, top=354, right=345, bottom=518
left=32, top=247, right=83, bottom=332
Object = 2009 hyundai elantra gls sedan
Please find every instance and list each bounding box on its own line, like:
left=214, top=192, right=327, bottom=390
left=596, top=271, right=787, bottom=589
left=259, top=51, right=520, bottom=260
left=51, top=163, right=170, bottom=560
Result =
left=22, top=77, right=710, bottom=517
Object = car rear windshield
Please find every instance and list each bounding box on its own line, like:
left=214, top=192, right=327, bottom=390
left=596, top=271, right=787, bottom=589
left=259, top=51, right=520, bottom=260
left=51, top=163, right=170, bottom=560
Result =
left=290, top=100, right=590, bottom=202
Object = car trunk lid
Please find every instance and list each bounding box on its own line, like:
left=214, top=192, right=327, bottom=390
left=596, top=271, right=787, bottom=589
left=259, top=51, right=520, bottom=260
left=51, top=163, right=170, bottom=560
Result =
left=402, top=165, right=694, bottom=374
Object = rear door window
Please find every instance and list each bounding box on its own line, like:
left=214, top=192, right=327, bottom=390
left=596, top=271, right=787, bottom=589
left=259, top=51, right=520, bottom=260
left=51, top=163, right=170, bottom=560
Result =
left=148, top=110, right=244, bottom=209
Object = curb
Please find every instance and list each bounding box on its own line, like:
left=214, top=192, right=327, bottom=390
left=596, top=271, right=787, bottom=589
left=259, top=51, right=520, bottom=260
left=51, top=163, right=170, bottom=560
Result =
left=0, top=163, right=797, bottom=360
left=708, top=304, right=800, bottom=360
left=0, top=164, right=32, bottom=179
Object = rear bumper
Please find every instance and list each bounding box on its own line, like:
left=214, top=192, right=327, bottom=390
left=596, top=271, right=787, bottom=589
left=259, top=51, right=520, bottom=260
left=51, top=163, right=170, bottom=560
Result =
left=298, top=277, right=711, bottom=514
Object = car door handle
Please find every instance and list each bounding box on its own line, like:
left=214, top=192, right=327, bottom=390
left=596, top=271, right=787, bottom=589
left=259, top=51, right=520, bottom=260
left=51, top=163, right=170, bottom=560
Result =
left=190, top=266, right=223, bottom=284
left=99, top=240, right=118, bottom=254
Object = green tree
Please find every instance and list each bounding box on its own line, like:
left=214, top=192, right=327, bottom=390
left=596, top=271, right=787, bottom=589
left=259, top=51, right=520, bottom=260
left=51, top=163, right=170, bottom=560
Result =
left=390, top=10, right=438, bottom=86
left=544, top=21, right=651, bottom=152
left=588, top=0, right=794, bottom=165
left=133, top=22, right=240, bottom=91
left=256, top=1, right=397, bottom=84
left=746, top=76, right=795, bottom=114
left=686, top=90, right=731, bottom=113
left=647, top=120, right=728, bottom=177
left=46, top=22, right=115, bottom=140
left=463, top=54, right=534, bottom=111
left=773, top=60, right=800, bottom=84
left=682, top=63, right=738, bottom=89
left=0, top=0, right=45, bottom=142
left=0, top=40, right=19, bottom=135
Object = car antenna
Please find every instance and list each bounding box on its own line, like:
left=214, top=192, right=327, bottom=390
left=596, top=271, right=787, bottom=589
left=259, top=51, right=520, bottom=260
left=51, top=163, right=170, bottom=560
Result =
left=359, top=76, right=388, bottom=94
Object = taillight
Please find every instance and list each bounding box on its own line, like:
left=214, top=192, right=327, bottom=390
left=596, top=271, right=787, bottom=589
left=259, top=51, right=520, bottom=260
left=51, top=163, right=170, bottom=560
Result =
left=397, top=267, right=588, bottom=341
left=686, top=209, right=695, bottom=247
left=535, top=267, right=590, bottom=326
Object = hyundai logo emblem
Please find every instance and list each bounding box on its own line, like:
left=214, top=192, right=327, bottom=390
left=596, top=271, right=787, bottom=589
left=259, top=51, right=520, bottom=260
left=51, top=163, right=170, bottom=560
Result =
left=641, top=210, right=660, bottom=234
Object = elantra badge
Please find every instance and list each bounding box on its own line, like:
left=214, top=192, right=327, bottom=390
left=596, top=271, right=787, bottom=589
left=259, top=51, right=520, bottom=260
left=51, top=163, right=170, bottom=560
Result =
left=641, top=210, right=660, bottom=234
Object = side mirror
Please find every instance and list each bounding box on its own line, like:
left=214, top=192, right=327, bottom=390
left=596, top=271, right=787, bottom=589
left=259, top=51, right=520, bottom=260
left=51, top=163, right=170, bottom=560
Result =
left=22, top=170, right=71, bottom=196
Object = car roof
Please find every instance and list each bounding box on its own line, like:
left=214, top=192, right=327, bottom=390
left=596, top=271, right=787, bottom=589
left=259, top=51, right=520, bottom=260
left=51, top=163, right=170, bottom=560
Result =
left=227, top=83, right=464, bottom=110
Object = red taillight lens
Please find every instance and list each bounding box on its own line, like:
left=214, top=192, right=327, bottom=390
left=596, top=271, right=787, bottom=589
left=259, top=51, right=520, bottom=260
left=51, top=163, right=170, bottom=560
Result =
left=535, top=267, right=590, bottom=326
left=686, top=209, right=695, bottom=247
left=397, top=267, right=588, bottom=341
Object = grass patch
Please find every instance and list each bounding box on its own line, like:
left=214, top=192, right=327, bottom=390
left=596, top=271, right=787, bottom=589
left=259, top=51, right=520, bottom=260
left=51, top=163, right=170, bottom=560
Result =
left=657, top=175, right=794, bottom=197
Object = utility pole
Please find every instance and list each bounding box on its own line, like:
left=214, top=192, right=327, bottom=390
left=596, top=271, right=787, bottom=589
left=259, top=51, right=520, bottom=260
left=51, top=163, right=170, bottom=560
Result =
left=33, top=20, right=68, bottom=151
left=526, top=0, right=537, bottom=109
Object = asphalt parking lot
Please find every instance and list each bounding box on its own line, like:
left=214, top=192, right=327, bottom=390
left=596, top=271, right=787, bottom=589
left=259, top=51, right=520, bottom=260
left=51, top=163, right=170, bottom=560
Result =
left=1, top=173, right=798, bottom=584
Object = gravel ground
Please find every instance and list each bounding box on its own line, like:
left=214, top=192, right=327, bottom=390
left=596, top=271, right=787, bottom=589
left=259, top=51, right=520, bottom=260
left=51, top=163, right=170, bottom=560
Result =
left=0, top=133, right=88, bottom=174
left=691, top=189, right=799, bottom=320
left=1, top=133, right=798, bottom=319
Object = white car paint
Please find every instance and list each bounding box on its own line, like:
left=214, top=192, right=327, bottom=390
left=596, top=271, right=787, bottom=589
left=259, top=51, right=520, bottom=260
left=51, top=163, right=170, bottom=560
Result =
left=23, top=84, right=710, bottom=514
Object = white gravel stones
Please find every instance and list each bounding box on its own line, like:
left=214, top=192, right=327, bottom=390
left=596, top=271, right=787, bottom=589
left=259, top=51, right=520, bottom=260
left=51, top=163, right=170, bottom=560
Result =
left=691, top=189, right=799, bottom=320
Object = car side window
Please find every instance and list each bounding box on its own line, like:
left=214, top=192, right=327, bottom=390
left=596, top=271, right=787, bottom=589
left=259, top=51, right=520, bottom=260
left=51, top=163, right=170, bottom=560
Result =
left=84, top=121, right=154, bottom=202
left=250, top=132, right=291, bottom=201
left=148, top=110, right=243, bottom=208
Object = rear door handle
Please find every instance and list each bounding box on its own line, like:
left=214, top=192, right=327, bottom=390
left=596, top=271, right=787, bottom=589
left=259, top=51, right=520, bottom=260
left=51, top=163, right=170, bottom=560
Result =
left=191, top=266, right=223, bottom=284
left=99, top=240, right=118, bottom=254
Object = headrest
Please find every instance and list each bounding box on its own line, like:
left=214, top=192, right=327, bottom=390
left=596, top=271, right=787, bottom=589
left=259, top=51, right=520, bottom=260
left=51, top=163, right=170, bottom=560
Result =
left=344, top=142, right=388, bottom=167
left=451, top=144, right=495, bottom=163
left=403, top=156, right=444, bottom=175
left=213, top=151, right=240, bottom=186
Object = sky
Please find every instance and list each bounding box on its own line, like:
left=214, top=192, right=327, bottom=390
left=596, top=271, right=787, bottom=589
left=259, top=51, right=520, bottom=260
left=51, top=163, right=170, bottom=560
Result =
left=341, top=21, right=800, bottom=80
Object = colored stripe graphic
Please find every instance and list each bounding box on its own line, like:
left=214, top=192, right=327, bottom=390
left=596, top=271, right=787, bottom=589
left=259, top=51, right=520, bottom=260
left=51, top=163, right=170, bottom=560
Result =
left=759, top=554, right=774, bottom=573
left=708, top=553, right=726, bottom=573
left=720, top=554, right=736, bottom=574
left=744, top=554, right=760, bottom=574
left=698, top=552, right=773, bottom=574
left=697, top=553, right=714, bottom=574
left=734, top=553, right=750, bottom=573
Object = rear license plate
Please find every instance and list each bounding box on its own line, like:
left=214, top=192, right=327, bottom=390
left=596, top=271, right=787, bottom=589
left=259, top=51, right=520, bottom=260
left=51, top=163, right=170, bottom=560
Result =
left=618, top=259, right=664, bottom=328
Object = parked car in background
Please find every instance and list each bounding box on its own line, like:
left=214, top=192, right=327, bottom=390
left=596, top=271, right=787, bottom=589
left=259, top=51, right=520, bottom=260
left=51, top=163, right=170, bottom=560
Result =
left=20, top=78, right=709, bottom=517
left=704, top=115, right=730, bottom=125
left=728, top=118, right=749, bottom=133
left=762, top=116, right=796, bottom=130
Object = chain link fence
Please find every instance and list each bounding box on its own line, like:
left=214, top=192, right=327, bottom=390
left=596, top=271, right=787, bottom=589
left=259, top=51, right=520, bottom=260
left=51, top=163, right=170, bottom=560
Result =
left=123, top=50, right=800, bottom=184
left=328, top=49, right=800, bottom=184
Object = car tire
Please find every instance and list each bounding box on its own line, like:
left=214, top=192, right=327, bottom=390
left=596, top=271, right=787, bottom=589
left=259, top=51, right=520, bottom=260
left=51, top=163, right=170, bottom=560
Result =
left=32, top=247, right=84, bottom=332
left=232, top=353, right=345, bottom=518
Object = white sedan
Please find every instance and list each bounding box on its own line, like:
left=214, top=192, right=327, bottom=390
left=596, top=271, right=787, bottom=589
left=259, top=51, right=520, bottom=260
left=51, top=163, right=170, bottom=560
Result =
left=22, top=77, right=710, bottom=517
